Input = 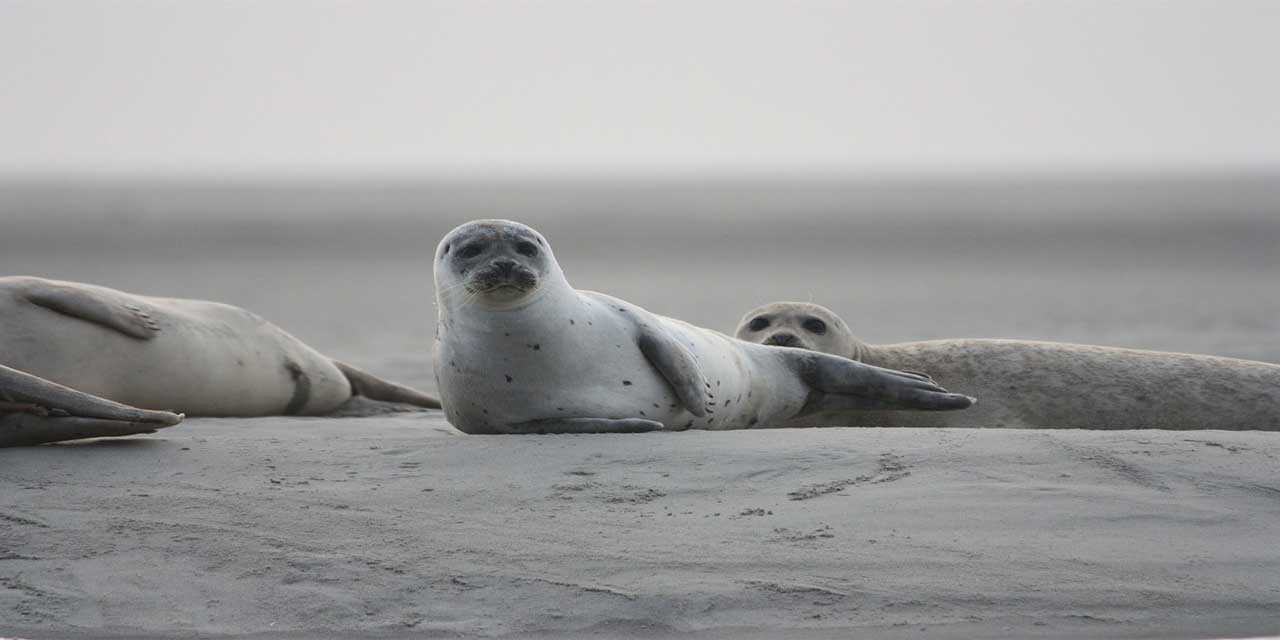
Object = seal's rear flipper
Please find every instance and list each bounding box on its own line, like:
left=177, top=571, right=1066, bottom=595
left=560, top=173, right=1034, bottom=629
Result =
left=19, top=278, right=161, bottom=340
left=505, top=417, right=665, bottom=434
left=1, top=364, right=182, bottom=447
left=0, top=414, right=180, bottom=447
left=797, top=352, right=976, bottom=412
left=334, top=361, right=442, bottom=409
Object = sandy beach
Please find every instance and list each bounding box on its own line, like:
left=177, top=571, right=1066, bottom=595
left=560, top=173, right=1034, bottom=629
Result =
left=2, top=182, right=1279, bottom=638
left=3, top=417, right=1279, bottom=639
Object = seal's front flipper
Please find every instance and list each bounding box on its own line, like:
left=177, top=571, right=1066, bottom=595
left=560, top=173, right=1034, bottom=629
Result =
left=334, top=361, right=442, bottom=409
left=638, top=327, right=709, bottom=417
left=505, top=417, right=665, bottom=434
left=19, top=278, right=160, bottom=340
left=1, top=363, right=183, bottom=447
left=799, top=352, right=975, bottom=412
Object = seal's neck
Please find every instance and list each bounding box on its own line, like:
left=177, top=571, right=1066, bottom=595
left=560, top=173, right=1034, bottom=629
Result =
left=856, top=343, right=901, bottom=369
left=440, top=278, right=577, bottom=334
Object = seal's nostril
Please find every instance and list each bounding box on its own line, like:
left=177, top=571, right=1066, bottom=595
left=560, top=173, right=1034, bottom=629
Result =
left=764, top=332, right=801, bottom=347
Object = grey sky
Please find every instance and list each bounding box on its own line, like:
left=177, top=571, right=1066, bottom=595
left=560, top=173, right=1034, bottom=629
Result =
left=2, top=0, right=1278, bottom=178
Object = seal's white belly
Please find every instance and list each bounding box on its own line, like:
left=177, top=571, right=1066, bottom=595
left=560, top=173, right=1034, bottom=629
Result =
left=435, top=292, right=795, bottom=432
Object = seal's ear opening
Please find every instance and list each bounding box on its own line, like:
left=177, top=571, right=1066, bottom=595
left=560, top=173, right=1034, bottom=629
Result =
left=442, top=243, right=450, bottom=256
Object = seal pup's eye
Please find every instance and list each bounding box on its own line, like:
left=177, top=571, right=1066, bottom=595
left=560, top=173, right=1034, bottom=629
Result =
left=457, top=243, right=485, bottom=259
left=802, top=318, right=827, bottom=335
left=515, top=241, right=539, bottom=257
left=748, top=317, right=770, bottom=331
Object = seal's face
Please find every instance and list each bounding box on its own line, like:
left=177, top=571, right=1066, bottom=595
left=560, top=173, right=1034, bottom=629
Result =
left=437, top=220, right=552, bottom=306
left=734, top=302, right=854, bottom=357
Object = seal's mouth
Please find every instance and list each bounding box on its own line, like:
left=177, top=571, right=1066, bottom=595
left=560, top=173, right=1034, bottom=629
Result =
left=762, top=332, right=810, bottom=350
left=465, top=264, right=540, bottom=297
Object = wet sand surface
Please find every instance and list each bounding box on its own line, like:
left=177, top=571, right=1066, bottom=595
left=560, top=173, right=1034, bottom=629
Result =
left=3, top=419, right=1279, bottom=639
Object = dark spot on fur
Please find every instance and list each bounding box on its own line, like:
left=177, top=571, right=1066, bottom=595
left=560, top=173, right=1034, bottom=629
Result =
left=504, top=332, right=511, bottom=337
left=505, top=374, right=513, bottom=383
left=652, top=403, right=660, bottom=408
left=442, top=243, right=450, bottom=255
left=282, top=359, right=311, bottom=415
left=617, top=307, right=626, bottom=312
left=708, top=401, right=716, bottom=406
left=640, top=410, right=646, bottom=416
left=724, top=399, right=731, bottom=407
left=556, top=407, right=565, bottom=412
left=483, top=409, right=489, bottom=414
left=707, top=418, right=714, bottom=424
left=684, top=420, right=694, bottom=429
left=622, top=380, right=632, bottom=386
left=749, top=416, right=759, bottom=426
left=527, top=343, right=541, bottom=351
left=569, top=319, right=575, bottom=325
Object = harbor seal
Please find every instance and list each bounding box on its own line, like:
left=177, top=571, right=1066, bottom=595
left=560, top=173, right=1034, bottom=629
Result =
left=2, top=363, right=183, bottom=447
left=0, top=276, right=441, bottom=417
left=432, top=220, right=974, bottom=434
left=735, top=301, right=1280, bottom=431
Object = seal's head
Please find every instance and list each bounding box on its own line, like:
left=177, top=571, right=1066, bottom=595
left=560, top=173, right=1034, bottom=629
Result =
left=734, top=301, right=864, bottom=360
left=435, top=220, right=561, bottom=309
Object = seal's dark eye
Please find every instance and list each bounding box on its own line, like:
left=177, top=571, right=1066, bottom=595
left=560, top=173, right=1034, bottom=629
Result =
left=516, top=241, right=539, bottom=257
left=748, top=317, right=770, bottom=331
left=802, top=318, right=827, bottom=335
left=457, top=243, right=485, bottom=259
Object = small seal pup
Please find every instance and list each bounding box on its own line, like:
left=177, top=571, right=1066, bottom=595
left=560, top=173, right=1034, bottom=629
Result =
left=736, top=301, right=1280, bottom=431
left=2, top=363, right=182, bottom=447
left=433, top=220, right=974, bottom=434
left=0, top=276, right=441, bottom=417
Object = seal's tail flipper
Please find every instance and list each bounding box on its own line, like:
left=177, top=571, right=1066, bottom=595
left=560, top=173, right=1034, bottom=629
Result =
left=334, top=361, right=443, bottom=409
left=1, top=364, right=182, bottom=447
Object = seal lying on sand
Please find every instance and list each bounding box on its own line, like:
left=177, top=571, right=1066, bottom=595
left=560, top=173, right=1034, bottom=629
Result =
left=735, top=301, right=1280, bottom=431
left=1, top=363, right=182, bottom=447
left=432, top=220, right=974, bottom=434
left=0, top=277, right=440, bottom=418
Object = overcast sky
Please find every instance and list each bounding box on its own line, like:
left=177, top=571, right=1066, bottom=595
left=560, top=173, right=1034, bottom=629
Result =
left=2, top=1, right=1278, bottom=178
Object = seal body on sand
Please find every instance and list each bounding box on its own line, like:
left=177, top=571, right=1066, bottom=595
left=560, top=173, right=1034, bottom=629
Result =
left=432, top=220, right=974, bottom=434
left=0, top=277, right=440, bottom=417
left=736, top=301, right=1280, bottom=431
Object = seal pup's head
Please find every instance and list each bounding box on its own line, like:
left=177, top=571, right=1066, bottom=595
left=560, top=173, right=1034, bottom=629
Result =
left=734, top=301, right=865, bottom=361
left=435, top=220, right=564, bottom=310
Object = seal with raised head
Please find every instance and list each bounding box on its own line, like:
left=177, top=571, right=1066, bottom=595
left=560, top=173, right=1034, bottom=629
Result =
left=736, top=301, right=1280, bottom=431
left=432, top=220, right=974, bottom=434
left=0, top=276, right=440, bottom=417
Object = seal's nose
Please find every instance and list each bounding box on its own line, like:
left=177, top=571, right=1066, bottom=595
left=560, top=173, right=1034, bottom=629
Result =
left=764, top=332, right=802, bottom=347
left=493, top=259, right=517, bottom=275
